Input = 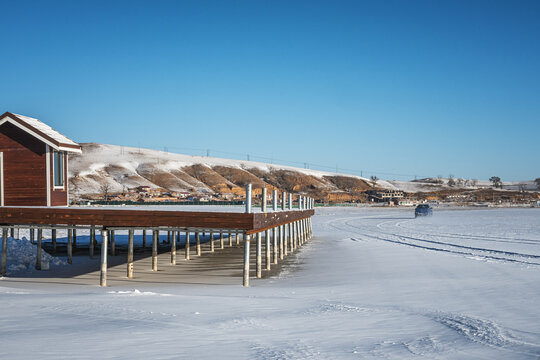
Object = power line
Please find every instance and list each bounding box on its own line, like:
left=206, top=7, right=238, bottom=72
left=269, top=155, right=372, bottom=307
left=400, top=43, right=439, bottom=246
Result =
left=116, top=142, right=433, bottom=180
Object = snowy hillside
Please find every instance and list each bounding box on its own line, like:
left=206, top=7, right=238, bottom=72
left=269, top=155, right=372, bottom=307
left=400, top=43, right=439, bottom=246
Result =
left=68, top=143, right=394, bottom=200
left=68, top=144, right=538, bottom=200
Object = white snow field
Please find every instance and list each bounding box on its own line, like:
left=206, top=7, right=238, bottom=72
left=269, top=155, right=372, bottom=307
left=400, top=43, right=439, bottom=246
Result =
left=1, top=207, right=539, bottom=359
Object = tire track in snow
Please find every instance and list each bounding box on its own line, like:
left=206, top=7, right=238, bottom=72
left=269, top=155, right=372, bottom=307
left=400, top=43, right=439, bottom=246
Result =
left=394, top=220, right=540, bottom=246
left=383, top=230, right=540, bottom=260
left=325, top=215, right=540, bottom=266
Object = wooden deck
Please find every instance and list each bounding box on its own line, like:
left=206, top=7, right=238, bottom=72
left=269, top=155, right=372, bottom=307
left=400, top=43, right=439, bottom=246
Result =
left=0, top=205, right=315, bottom=287
left=0, top=207, right=314, bottom=234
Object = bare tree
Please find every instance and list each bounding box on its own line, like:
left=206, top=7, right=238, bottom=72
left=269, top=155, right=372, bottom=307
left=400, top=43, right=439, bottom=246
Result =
left=100, top=183, right=111, bottom=201
left=370, top=175, right=378, bottom=188
left=518, top=183, right=526, bottom=193
left=471, top=179, right=478, bottom=187
left=447, top=174, right=455, bottom=187
left=489, top=176, right=502, bottom=188
left=535, top=178, right=540, bottom=191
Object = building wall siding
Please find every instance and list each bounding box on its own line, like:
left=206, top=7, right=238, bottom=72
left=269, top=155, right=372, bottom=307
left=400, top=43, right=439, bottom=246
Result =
left=0, top=122, right=47, bottom=206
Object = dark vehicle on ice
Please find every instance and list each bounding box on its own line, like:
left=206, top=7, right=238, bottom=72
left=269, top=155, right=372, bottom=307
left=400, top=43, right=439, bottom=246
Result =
left=415, top=204, right=433, bottom=217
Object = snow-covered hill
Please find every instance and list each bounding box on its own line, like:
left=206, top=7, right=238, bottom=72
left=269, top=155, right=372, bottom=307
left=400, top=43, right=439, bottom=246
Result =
left=68, top=144, right=538, bottom=199
left=68, top=143, right=394, bottom=200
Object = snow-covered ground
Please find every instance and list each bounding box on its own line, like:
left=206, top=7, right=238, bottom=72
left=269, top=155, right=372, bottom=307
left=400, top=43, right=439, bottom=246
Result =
left=1, top=207, right=539, bottom=359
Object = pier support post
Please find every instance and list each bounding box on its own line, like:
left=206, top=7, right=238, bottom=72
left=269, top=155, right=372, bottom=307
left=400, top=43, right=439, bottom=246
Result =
left=100, top=229, right=108, bottom=287
left=283, top=224, right=288, bottom=256
left=288, top=223, right=293, bottom=253
left=220, top=231, right=224, bottom=249
left=171, top=230, right=176, bottom=265
left=297, top=221, right=301, bottom=246
left=36, top=228, right=43, bottom=270
left=152, top=230, right=158, bottom=271
left=265, top=229, right=270, bottom=270
left=110, top=230, right=115, bottom=256
left=52, top=228, right=56, bottom=253
left=295, top=221, right=299, bottom=247
left=298, top=220, right=303, bottom=244
left=185, top=231, right=190, bottom=260
left=279, top=225, right=284, bottom=260
left=256, top=232, right=262, bottom=278
left=302, top=219, right=307, bottom=243
left=243, top=233, right=251, bottom=287
left=272, top=227, right=278, bottom=264
left=291, top=222, right=296, bottom=251
left=10, top=228, right=14, bottom=238
left=67, top=229, right=73, bottom=265
left=30, top=227, right=34, bottom=244
left=236, top=231, right=240, bottom=246
left=127, top=229, right=134, bottom=278
left=228, top=232, right=233, bottom=247
left=196, top=232, right=201, bottom=256
left=142, top=229, right=146, bottom=248
left=90, top=226, right=95, bottom=259
left=210, top=231, right=214, bottom=252
left=300, top=220, right=304, bottom=244
left=1, top=228, right=7, bottom=276
left=73, top=229, right=77, bottom=248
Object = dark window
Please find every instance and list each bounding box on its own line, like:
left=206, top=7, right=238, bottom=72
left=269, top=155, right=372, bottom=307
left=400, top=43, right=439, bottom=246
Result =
left=53, top=151, right=64, bottom=187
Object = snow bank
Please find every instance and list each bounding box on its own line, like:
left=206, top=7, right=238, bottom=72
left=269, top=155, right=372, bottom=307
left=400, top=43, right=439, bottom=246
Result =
left=108, top=289, right=173, bottom=297
left=0, top=237, right=66, bottom=275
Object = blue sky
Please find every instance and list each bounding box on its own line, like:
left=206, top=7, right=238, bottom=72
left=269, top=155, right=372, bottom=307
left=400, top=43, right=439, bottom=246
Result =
left=1, top=0, right=539, bottom=181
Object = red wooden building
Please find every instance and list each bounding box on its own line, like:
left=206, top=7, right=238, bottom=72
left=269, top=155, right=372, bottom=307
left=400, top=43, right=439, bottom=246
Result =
left=0, top=112, right=81, bottom=207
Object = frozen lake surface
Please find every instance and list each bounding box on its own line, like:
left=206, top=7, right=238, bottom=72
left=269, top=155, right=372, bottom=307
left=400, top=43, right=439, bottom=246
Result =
left=1, top=207, right=539, bottom=359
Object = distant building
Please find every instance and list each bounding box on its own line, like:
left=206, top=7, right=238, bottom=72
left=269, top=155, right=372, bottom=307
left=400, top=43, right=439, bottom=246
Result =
left=0, top=112, right=81, bottom=206
left=135, top=186, right=151, bottom=193
left=366, top=189, right=404, bottom=203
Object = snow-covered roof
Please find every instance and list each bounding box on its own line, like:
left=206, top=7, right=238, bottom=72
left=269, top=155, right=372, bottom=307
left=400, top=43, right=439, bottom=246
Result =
left=0, top=112, right=81, bottom=153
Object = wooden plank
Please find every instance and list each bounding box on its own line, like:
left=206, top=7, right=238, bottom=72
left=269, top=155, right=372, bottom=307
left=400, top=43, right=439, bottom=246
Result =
left=249, top=210, right=315, bottom=234
left=0, top=207, right=314, bottom=233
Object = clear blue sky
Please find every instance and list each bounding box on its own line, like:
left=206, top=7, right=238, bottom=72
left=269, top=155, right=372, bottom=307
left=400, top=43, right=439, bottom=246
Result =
left=1, top=0, right=539, bottom=181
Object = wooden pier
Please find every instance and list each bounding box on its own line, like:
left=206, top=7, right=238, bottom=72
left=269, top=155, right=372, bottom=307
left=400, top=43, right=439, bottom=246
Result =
left=0, top=185, right=315, bottom=286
